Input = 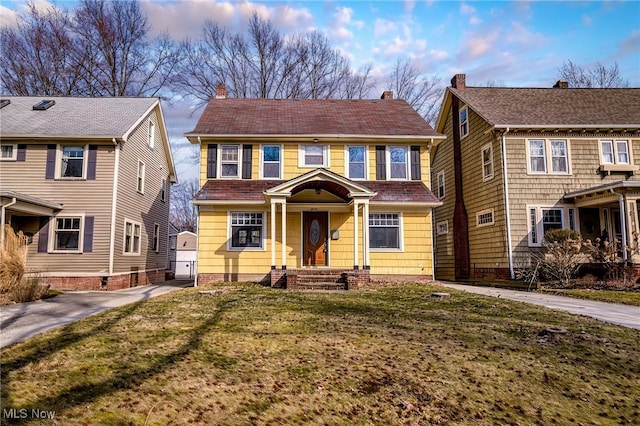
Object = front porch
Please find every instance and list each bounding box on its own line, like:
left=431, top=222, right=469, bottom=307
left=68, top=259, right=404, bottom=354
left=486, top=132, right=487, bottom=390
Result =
left=269, top=267, right=370, bottom=290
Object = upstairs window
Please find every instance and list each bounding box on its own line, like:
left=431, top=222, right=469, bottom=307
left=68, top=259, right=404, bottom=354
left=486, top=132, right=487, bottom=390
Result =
left=300, top=145, right=328, bottom=167
left=459, top=106, right=469, bottom=138
left=148, top=121, right=155, bottom=149
left=1, top=144, right=16, bottom=161
left=221, top=145, right=240, bottom=177
left=388, top=146, right=408, bottom=179
left=152, top=223, right=160, bottom=252
left=481, top=144, right=493, bottom=181
left=347, top=146, right=366, bottom=179
left=60, top=146, right=85, bottom=178
left=527, top=139, right=569, bottom=174
left=161, top=178, right=166, bottom=202
left=600, top=140, right=630, bottom=165
left=137, top=160, right=145, bottom=193
left=436, top=171, right=445, bottom=199
left=261, top=145, right=282, bottom=178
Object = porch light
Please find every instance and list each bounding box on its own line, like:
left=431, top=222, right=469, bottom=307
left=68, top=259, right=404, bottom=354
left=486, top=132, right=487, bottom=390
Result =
left=313, top=138, right=319, bottom=143
left=315, top=188, right=321, bottom=195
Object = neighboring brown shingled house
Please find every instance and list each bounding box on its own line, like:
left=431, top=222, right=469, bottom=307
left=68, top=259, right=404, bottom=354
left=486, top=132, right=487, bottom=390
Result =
left=187, top=86, right=445, bottom=288
left=431, top=74, right=640, bottom=281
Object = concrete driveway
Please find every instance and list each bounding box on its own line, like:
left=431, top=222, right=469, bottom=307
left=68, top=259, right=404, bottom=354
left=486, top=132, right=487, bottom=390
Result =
left=440, top=282, right=640, bottom=331
left=0, top=280, right=192, bottom=348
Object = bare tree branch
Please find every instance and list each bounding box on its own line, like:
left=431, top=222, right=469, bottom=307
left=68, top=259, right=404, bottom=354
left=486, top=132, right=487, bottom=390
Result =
left=558, top=60, right=629, bottom=88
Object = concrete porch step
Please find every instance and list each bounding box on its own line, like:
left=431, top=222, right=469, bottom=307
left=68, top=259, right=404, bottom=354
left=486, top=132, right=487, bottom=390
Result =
left=295, top=274, right=343, bottom=284
left=296, top=282, right=346, bottom=291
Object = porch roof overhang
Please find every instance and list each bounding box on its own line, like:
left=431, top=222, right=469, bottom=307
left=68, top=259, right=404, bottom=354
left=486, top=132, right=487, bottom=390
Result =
left=1, top=190, right=64, bottom=216
left=564, top=181, right=640, bottom=207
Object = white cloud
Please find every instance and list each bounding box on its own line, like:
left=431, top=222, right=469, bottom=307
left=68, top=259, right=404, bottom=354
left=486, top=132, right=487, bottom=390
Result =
left=404, top=0, right=416, bottom=13
left=0, top=5, right=19, bottom=28
left=505, top=21, right=546, bottom=49
left=428, top=49, right=449, bottom=61
left=462, top=29, right=500, bottom=58
left=328, top=6, right=354, bottom=41
left=581, top=14, right=592, bottom=26
left=616, top=30, right=640, bottom=56
left=460, top=3, right=476, bottom=15
left=469, top=16, right=481, bottom=25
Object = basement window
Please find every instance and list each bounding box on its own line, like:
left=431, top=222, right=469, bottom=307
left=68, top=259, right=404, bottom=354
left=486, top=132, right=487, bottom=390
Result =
left=33, top=100, right=55, bottom=110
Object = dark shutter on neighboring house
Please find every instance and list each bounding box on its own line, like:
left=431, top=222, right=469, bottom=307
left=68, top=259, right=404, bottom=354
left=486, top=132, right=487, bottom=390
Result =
left=87, top=145, right=98, bottom=180
left=45, top=144, right=56, bottom=179
left=410, top=145, right=421, bottom=180
left=17, top=144, right=26, bottom=161
left=242, top=144, right=252, bottom=179
left=207, top=144, right=217, bottom=178
left=375, top=146, right=386, bottom=180
left=38, top=217, right=49, bottom=253
left=83, top=216, right=94, bottom=252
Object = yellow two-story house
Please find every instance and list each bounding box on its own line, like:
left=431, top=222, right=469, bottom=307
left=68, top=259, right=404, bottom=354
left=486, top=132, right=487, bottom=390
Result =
left=186, top=86, right=444, bottom=289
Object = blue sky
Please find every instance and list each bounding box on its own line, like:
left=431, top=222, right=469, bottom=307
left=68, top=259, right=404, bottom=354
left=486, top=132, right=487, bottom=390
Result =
left=1, top=0, right=639, bottom=181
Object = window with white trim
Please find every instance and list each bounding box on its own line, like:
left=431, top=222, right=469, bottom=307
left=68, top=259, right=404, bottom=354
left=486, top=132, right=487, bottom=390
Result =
left=388, top=146, right=408, bottom=179
left=221, top=145, right=240, bottom=177
left=1, top=144, right=16, bottom=160
left=369, top=213, right=401, bottom=250
left=527, top=139, right=569, bottom=174
left=152, top=223, right=160, bottom=252
left=436, top=220, right=449, bottom=235
left=137, top=160, right=145, bottom=193
left=229, top=212, right=264, bottom=250
left=481, top=144, right=493, bottom=181
left=600, top=140, right=630, bottom=165
left=124, top=220, right=141, bottom=254
left=527, top=206, right=577, bottom=246
left=436, top=171, right=445, bottom=199
left=53, top=217, right=82, bottom=251
left=261, top=145, right=282, bottom=178
left=459, top=106, right=469, bottom=138
left=60, top=146, right=85, bottom=178
left=299, top=145, right=328, bottom=167
left=476, top=209, right=495, bottom=227
left=148, top=121, right=155, bottom=149
left=161, top=178, right=166, bottom=202
left=346, top=146, right=366, bottom=179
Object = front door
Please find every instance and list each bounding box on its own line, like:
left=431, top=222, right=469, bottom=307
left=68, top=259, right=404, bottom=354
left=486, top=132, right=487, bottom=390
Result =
left=303, top=212, right=328, bottom=266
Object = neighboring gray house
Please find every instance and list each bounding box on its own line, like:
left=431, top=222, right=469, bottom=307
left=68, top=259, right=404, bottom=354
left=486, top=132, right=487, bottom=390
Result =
left=0, top=96, right=176, bottom=290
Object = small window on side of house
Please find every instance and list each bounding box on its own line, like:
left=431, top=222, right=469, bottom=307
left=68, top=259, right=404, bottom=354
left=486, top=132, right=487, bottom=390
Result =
left=476, top=209, right=495, bottom=227
left=161, top=178, right=166, bottom=202
left=152, top=223, right=160, bottom=252
left=148, top=121, right=155, bottom=149
left=436, top=171, right=445, bottom=199
left=1, top=144, right=16, bottom=161
left=124, top=220, right=141, bottom=255
left=459, top=106, right=469, bottom=138
left=436, top=220, right=449, bottom=235
left=481, top=144, right=493, bottom=181
left=137, top=160, right=145, bottom=193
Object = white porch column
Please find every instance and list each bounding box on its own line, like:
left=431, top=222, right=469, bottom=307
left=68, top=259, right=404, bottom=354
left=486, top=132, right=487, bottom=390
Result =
left=270, top=201, right=276, bottom=269
left=353, top=200, right=359, bottom=269
left=281, top=200, right=287, bottom=269
left=363, top=201, right=370, bottom=268
left=620, top=194, right=628, bottom=262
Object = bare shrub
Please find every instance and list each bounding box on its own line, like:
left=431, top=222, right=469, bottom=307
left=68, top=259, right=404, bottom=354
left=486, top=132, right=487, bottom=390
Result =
left=540, top=229, right=584, bottom=288
left=0, top=225, right=28, bottom=293
left=9, top=274, right=49, bottom=303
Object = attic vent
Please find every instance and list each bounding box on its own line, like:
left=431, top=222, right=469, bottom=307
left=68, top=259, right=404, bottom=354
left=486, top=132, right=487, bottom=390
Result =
left=33, top=100, right=55, bottom=110
left=0, top=99, right=10, bottom=109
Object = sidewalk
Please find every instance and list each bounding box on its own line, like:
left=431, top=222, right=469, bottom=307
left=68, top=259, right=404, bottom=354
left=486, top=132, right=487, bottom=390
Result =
left=0, top=280, right=193, bottom=348
left=439, top=282, right=640, bottom=331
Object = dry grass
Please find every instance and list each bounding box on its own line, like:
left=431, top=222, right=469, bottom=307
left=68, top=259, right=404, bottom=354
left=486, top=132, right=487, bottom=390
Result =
left=0, top=225, right=28, bottom=293
left=1, top=283, right=639, bottom=425
left=539, top=287, right=640, bottom=306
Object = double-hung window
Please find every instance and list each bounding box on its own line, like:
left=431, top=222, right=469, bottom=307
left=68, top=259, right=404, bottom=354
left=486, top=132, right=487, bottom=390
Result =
left=346, top=146, right=366, bottom=179
left=369, top=213, right=401, bottom=250
left=53, top=217, right=81, bottom=251
left=527, top=139, right=569, bottom=174
left=388, top=146, right=408, bottom=179
left=300, top=145, right=328, bottom=167
left=1, top=144, right=16, bottom=160
left=124, top=220, right=141, bottom=254
left=137, top=160, right=145, bottom=193
left=152, top=223, right=160, bottom=252
left=527, top=206, right=577, bottom=246
left=161, top=179, right=166, bottom=202
left=229, top=212, right=264, bottom=250
left=221, top=145, right=240, bottom=177
left=261, top=145, right=282, bottom=178
left=481, top=144, right=493, bottom=181
left=459, top=106, right=469, bottom=138
left=60, top=146, right=85, bottom=178
left=600, top=140, right=630, bottom=165
left=148, top=121, right=155, bottom=149
left=436, top=171, right=445, bottom=199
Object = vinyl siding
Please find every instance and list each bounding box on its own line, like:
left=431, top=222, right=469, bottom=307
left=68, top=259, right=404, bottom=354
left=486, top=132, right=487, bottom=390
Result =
left=0, top=142, right=115, bottom=274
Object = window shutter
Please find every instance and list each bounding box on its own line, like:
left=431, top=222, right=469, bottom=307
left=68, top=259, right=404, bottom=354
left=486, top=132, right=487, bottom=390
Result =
left=83, top=216, right=94, bottom=252
left=375, top=146, right=386, bottom=180
left=38, top=217, right=49, bottom=253
left=87, top=145, right=98, bottom=180
left=17, top=144, right=26, bottom=161
left=410, top=145, right=421, bottom=180
left=242, top=144, right=252, bottom=179
left=207, top=144, right=217, bottom=178
left=45, top=144, right=56, bottom=179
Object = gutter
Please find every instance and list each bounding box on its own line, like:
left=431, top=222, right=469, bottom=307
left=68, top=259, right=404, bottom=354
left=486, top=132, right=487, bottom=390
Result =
left=108, top=138, right=120, bottom=275
left=501, top=128, right=515, bottom=279
left=186, top=133, right=447, bottom=143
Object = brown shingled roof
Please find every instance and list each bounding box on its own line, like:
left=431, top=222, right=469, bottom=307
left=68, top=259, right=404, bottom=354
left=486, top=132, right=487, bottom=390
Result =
left=451, top=87, right=640, bottom=127
left=187, top=98, right=442, bottom=137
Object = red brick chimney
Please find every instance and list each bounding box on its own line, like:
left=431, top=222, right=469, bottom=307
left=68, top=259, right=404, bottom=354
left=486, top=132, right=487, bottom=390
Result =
left=553, top=79, right=569, bottom=89
left=451, top=74, right=466, bottom=90
left=381, top=90, right=393, bottom=99
left=215, top=83, right=227, bottom=99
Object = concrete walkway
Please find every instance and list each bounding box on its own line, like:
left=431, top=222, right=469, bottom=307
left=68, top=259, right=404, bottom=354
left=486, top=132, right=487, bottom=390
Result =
left=0, top=280, right=193, bottom=348
left=440, top=282, right=640, bottom=331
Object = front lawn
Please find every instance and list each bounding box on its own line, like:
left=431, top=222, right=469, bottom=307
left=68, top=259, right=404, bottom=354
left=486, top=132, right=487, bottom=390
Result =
left=1, top=283, right=639, bottom=425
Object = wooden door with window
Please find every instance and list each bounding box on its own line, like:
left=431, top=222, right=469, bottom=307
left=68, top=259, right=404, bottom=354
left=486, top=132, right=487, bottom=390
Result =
left=303, top=212, right=328, bottom=266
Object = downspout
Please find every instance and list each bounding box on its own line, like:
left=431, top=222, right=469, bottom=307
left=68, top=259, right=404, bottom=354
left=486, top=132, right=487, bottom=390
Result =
left=428, top=138, right=436, bottom=280
left=108, top=138, right=120, bottom=275
left=611, top=189, right=628, bottom=262
left=1, top=197, right=17, bottom=248
left=194, top=205, right=200, bottom=287
left=501, top=128, right=515, bottom=279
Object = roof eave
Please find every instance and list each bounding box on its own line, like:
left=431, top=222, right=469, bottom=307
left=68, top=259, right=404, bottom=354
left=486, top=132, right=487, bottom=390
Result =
left=185, top=133, right=445, bottom=143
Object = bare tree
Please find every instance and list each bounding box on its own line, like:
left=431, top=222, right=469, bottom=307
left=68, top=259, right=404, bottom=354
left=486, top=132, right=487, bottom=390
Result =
left=340, top=64, right=376, bottom=99
left=387, top=59, right=443, bottom=125
left=558, top=60, right=630, bottom=88
left=170, top=179, right=200, bottom=233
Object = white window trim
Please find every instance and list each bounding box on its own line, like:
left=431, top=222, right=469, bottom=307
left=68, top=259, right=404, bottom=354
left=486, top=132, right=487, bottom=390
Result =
left=259, top=144, right=284, bottom=179
left=436, top=220, right=449, bottom=236
left=526, top=139, right=571, bottom=175
left=368, top=212, right=404, bottom=252
left=459, top=105, right=469, bottom=139
left=123, top=219, right=142, bottom=255
left=0, top=144, right=17, bottom=161
left=218, top=144, right=243, bottom=179
left=137, top=160, right=146, bottom=194
left=436, top=170, right=445, bottom=199
left=481, top=143, right=494, bottom=181
left=344, top=145, right=369, bottom=180
left=386, top=146, right=410, bottom=180
left=148, top=120, right=155, bottom=149
left=298, top=144, right=329, bottom=168
left=49, top=214, right=85, bottom=253
left=526, top=205, right=578, bottom=247
left=152, top=223, right=160, bottom=253
left=55, top=144, right=88, bottom=179
left=476, top=209, right=495, bottom=227
left=227, top=211, right=266, bottom=251
left=599, top=139, right=632, bottom=165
